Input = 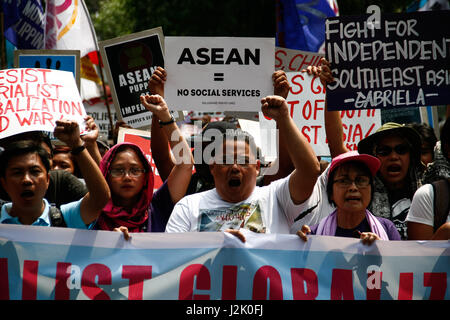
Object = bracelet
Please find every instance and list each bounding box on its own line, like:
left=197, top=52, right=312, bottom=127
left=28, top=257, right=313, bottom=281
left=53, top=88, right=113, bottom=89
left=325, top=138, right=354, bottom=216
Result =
left=159, top=115, right=175, bottom=126
left=71, top=144, right=86, bottom=155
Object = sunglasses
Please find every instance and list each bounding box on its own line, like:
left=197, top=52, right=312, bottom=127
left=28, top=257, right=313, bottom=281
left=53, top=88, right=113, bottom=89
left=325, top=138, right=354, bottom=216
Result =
left=375, top=144, right=410, bottom=157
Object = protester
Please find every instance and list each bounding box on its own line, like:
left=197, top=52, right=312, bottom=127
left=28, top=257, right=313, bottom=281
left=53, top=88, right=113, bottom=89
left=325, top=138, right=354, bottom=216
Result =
left=297, top=151, right=401, bottom=244
left=290, top=58, right=425, bottom=240
left=0, top=130, right=88, bottom=208
left=406, top=122, right=437, bottom=166
left=52, top=144, right=81, bottom=178
left=406, top=118, right=450, bottom=240
left=165, top=95, right=320, bottom=241
left=92, top=94, right=193, bottom=239
left=0, top=120, right=110, bottom=228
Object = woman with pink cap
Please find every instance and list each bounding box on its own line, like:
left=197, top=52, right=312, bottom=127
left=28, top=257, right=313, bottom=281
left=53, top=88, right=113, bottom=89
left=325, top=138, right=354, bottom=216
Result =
left=297, top=151, right=401, bottom=244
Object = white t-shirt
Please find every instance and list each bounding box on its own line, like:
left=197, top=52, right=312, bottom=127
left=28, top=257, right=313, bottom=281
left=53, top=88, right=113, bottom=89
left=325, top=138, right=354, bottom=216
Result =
left=406, top=184, right=450, bottom=227
left=289, top=167, right=335, bottom=234
left=166, top=175, right=302, bottom=234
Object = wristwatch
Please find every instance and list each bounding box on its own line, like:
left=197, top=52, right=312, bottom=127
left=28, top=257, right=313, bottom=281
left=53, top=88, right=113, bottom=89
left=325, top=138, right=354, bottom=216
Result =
left=159, top=115, right=175, bottom=126
left=71, top=143, right=86, bottom=155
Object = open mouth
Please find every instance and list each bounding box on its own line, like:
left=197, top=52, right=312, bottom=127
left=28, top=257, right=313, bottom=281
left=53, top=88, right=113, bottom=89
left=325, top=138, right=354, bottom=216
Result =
left=228, top=178, right=241, bottom=187
left=20, top=190, right=34, bottom=199
left=346, top=196, right=361, bottom=202
left=387, top=164, right=402, bottom=173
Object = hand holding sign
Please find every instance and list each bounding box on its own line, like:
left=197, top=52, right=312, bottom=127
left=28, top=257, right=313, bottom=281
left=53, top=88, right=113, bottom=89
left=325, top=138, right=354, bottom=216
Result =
left=273, top=70, right=291, bottom=99
left=149, top=67, right=167, bottom=97
left=303, top=58, right=334, bottom=86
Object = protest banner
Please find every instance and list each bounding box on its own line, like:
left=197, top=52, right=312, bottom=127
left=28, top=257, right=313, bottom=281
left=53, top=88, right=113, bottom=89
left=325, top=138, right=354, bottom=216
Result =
left=0, top=224, right=448, bottom=300
left=99, top=27, right=165, bottom=129
left=14, top=49, right=81, bottom=89
left=165, top=37, right=274, bottom=112
left=259, top=72, right=381, bottom=156
left=275, top=47, right=324, bottom=72
left=0, top=68, right=87, bottom=139
left=117, top=127, right=163, bottom=191
left=325, top=10, right=450, bottom=111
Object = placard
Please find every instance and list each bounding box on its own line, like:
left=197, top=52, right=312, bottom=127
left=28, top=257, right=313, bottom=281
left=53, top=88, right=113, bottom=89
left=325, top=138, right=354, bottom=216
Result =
left=259, top=72, right=381, bottom=156
left=275, top=47, right=324, bottom=71
left=13, top=49, right=81, bottom=90
left=0, top=68, right=87, bottom=139
left=325, top=10, right=450, bottom=111
left=165, top=37, right=274, bottom=112
left=99, top=27, right=164, bottom=129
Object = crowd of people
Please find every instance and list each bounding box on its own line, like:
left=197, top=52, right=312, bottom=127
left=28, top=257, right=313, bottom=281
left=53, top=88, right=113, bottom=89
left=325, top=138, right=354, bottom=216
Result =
left=0, top=59, right=449, bottom=246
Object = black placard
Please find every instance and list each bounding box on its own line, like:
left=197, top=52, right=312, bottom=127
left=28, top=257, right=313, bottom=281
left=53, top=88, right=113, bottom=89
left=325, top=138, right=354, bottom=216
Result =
left=325, top=10, right=450, bottom=111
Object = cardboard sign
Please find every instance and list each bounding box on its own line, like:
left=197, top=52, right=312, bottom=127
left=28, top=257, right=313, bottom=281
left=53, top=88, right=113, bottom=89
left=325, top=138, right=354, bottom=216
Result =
left=165, top=37, right=274, bottom=112
left=99, top=27, right=165, bottom=129
left=0, top=68, right=87, bottom=139
left=84, top=100, right=118, bottom=138
left=259, top=72, right=381, bottom=156
left=117, top=127, right=163, bottom=191
left=14, top=49, right=81, bottom=90
left=325, top=10, right=450, bottom=110
left=275, top=47, right=324, bottom=71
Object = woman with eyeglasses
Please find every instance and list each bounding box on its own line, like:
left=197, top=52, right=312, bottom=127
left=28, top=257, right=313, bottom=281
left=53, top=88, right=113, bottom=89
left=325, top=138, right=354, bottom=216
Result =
left=297, top=151, right=401, bottom=244
left=291, top=58, right=425, bottom=240
left=90, top=94, right=193, bottom=237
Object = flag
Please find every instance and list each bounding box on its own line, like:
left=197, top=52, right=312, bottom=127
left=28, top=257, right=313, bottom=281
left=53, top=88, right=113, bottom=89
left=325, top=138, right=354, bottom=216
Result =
left=45, top=0, right=96, bottom=56
left=2, top=0, right=45, bottom=49
left=276, top=0, right=337, bottom=53
left=45, top=0, right=102, bottom=98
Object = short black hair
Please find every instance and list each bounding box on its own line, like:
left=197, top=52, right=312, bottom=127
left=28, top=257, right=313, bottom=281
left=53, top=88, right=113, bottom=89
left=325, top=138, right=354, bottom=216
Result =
left=0, top=140, right=51, bottom=178
left=326, top=161, right=375, bottom=207
left=0, top=131, right=54, bottom=158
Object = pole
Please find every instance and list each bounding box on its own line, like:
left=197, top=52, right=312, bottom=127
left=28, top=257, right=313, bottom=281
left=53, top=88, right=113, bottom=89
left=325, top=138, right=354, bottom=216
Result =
left=80, top=0, right=114, bottom=137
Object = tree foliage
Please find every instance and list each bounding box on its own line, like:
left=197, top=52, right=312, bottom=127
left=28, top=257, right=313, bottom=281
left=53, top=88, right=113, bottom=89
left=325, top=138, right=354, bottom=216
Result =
left=89, top=0, right=415, bottom=41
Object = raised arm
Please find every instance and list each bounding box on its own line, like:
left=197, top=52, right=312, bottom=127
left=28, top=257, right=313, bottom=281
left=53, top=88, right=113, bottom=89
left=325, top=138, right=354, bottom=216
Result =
left=303, top=58, right=348, bottom=158
left=148, top=67, right=175, bottom=182
left=81, top=115, right=102, bottom=166
left=140, top=94, right=193, bottom=203
left=261, top=96, right=320, bottom=204
left=263, top=70, right=295, bottom=186
left=54, top=120, right=111, bottom=224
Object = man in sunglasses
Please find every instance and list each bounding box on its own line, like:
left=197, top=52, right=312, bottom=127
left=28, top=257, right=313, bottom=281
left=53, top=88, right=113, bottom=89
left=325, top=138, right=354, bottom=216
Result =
left=357, top=122, right=425, bottom=239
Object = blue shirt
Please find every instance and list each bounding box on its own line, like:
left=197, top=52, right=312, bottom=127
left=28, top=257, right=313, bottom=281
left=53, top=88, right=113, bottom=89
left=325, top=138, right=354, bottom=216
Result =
left=0, top=198, right=87, bottom=229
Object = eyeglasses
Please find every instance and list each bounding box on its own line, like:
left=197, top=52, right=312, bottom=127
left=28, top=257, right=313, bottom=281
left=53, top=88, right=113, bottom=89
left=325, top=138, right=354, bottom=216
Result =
left=333, top=176, right=371, bottom=188
left=109, top=167, right=146, bottom=178
left=375, top=144, right=410, bottom=157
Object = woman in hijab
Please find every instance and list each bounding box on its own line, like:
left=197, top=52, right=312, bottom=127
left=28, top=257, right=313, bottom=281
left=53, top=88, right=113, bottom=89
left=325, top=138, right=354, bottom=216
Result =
left=91, top=94, right=193, bottom=237
left=297, top=151, right=401, bottom=244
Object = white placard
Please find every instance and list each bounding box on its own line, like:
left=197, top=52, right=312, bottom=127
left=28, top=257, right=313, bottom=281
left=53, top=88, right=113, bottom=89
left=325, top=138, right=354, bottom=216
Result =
left=260, top=72, right=381, bottom=157
left=165, top=36, right=274, bottom=112
left=0, top=68, right=87, bottom=139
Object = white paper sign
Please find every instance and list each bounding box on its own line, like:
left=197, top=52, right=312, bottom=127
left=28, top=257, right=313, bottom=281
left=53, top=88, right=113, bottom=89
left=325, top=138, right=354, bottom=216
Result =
left=275, top=47, right=324, bottom=72
left=0, top=68, right=87, bottom=139
left=165, top=37, right=274, bottom=112
left=260, top=72, right=381, bottom=157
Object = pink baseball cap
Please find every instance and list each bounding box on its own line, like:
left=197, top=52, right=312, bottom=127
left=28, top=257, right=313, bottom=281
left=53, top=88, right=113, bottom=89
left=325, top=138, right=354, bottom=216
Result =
left=327, top=151, right=381, bottom=178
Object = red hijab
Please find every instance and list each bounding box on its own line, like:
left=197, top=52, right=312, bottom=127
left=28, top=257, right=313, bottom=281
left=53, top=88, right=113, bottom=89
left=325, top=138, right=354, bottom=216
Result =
left=96, top=142, right=154, bottom=232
